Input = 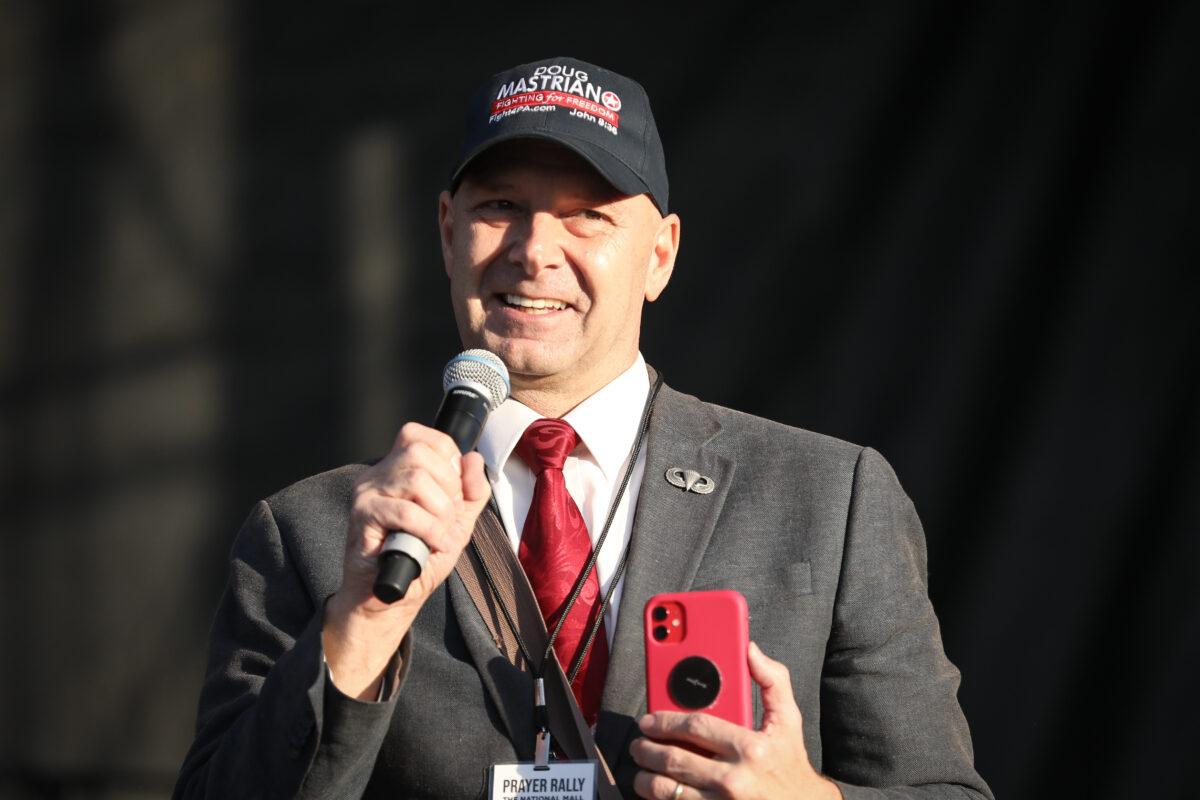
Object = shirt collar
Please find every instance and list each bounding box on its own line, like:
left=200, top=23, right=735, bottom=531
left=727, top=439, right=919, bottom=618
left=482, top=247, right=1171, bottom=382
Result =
left=477, top=353, right=650, bottom=482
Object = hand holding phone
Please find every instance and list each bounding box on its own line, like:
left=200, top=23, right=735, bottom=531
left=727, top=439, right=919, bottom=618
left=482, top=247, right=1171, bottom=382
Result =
left=643, top=590, right=752, bottom=728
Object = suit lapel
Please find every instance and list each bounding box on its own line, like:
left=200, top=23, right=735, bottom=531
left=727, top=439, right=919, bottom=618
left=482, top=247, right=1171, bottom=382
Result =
left=596, top=379, right=733, bottom=767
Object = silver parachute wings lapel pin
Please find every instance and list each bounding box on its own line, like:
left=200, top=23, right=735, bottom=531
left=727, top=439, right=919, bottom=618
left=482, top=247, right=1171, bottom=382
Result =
left=665, top=467, right=715, bottom=495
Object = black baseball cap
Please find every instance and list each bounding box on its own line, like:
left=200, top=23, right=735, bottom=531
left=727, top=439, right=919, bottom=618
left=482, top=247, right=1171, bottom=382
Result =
left=450, top=56, right=669, bottom=214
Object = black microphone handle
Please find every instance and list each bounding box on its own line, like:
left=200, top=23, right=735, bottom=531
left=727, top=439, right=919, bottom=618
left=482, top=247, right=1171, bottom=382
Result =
left=434, top=388, right=490, bottom=454
left=373, top=388, right=490, bottom=603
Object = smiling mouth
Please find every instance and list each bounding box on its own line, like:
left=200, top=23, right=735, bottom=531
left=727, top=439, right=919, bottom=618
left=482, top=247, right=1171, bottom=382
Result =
left=500, top=293, right=569, bottom=314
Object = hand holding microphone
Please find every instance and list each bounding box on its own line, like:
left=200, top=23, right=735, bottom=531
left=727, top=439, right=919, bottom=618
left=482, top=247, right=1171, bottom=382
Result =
left=374, top=350, right=510, bottom=602
left=323, top=350, right=508, bottom=699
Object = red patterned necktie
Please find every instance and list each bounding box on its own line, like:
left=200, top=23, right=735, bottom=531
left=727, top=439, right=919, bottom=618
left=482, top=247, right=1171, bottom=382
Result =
left=516, top=418, right=609, bottom=726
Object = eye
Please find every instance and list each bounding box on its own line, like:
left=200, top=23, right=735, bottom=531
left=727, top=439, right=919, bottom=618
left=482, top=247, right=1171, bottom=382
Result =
left=573, top=207, right=612, bottom=223
left=472, top=198, right=522, bottom=224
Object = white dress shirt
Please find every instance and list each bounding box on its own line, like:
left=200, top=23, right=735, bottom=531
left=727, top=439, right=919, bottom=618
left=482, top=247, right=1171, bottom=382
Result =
left=476, top=354, right=650, bottom=645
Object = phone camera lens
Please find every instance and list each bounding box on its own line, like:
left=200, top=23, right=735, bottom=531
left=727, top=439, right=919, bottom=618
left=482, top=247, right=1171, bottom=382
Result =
left=652, top=607, right=668, bottom=622
left=653, top=625, right=668, bottom=641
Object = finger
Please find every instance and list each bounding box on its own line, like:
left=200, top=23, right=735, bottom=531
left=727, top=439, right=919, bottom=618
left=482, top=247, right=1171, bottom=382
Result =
left=355, top=457, right=461, bottom=531
left=748, top=641, right=801, bottom=730
left=377, top=441, right=463, bottom=502
left=630, top=736, right=722, bottom=789
left=352, top=495, right=453, bottom=555
left=388, top=467, right=460, bottom=522
left=459, top=451, right=492, bottom=517
left=393, top=421, right=462, bottom=473
left=632, top=770, right=701, bottom=800
left=638, top=712, right=741, bottom=759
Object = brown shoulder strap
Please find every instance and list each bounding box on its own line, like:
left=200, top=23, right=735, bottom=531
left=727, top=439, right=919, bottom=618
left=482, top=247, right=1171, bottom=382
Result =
left=456, top=507, right=621, bottom=799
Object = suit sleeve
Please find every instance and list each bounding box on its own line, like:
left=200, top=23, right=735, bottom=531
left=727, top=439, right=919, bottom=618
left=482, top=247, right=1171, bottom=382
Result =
left=820, top=448, right=994, bottom=800
left=173, top=500, right=410, bottom=800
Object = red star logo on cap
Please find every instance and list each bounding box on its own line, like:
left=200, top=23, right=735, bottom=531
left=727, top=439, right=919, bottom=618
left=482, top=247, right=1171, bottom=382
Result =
left=601, top=91, right=621, bottom=111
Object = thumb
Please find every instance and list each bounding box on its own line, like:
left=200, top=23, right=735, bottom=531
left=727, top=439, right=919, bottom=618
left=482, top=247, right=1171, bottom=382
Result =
left=459, top=451, right=492, bottom=522
left=749, top=641, right=802, bottom=732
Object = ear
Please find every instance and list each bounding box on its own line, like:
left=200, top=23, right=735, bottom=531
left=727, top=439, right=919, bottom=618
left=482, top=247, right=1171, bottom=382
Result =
left=438, top=190, right=455, bottom=278
left=644, top=212, right=681, bottom=303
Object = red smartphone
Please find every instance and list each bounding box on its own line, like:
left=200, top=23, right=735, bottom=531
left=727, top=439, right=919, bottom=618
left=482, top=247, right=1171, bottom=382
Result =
left=643, top=590, right=752, bottom=728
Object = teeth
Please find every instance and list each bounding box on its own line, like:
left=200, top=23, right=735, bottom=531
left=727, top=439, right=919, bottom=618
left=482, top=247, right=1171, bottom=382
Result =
left=504, top=294, right=567, bottom=311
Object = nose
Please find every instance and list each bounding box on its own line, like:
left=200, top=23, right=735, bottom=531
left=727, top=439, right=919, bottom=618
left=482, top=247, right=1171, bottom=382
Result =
left=509, top=211, right=564, bottom=276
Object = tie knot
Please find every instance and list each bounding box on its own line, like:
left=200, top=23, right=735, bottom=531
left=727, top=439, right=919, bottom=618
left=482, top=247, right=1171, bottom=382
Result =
left=516, top=418, right=580, bottom=473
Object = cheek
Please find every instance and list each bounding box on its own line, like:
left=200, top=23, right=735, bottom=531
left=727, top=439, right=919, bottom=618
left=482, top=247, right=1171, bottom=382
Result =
left=588, top=236, right=649, bottom=307
left=465, top=234, right=495, bottom=263
left=446, top=254, right=487, bottom=313
left=456, top=225, right=506, bottom=279
left=584, top=235, right=635, bottom=283
left=586, top=246, right=613, bottom=273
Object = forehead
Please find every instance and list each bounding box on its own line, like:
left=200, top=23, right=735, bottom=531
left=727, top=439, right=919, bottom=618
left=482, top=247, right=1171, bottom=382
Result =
left=457, top=139, right=624, bottom=200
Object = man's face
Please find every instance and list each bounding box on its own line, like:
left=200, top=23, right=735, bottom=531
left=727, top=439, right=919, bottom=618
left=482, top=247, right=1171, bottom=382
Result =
left=439, top=140, right=680, bottom=409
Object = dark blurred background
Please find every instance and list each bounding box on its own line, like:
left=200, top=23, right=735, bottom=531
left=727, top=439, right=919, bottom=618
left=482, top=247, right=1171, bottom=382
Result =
left=2, top=1, right=1197, bottom=798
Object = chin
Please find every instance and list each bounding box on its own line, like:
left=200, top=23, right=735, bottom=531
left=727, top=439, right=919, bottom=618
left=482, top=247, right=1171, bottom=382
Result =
left=486, top=339, right=576, bottom=381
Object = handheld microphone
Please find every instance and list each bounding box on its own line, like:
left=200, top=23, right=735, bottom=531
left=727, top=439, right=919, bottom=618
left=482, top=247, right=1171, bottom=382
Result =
left=372, top=349, right=510, bottom=603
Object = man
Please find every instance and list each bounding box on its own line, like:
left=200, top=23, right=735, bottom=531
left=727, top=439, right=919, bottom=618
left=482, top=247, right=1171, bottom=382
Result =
left=175, top=57, right=992, bottom=799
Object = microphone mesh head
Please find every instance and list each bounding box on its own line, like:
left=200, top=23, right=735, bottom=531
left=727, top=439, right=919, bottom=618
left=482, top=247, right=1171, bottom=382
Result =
left=443, top=349, right=511, bottom=411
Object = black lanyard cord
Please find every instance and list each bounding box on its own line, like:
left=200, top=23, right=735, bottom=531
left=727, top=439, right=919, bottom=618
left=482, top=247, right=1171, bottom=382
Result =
left=565, top=504, right=636, bottom=684
left=550, top=371, right=663, bottom=684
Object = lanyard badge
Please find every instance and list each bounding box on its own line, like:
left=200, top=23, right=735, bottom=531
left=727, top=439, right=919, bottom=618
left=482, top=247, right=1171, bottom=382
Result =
left=486, top=677, right=597, bottom=798
left=487, top=761, right=597, bottom=800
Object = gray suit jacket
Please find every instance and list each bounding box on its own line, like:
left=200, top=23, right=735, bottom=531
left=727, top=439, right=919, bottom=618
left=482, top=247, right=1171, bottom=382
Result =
left=175, top=379, right=993, bottom=799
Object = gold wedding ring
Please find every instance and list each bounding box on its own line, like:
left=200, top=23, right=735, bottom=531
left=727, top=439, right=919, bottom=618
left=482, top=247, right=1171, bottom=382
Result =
left=671, top=781, right=685, bottom=800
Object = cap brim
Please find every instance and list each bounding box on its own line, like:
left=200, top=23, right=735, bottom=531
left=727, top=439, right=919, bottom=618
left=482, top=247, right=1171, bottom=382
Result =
left=450, top=130, right=662, bottom=214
